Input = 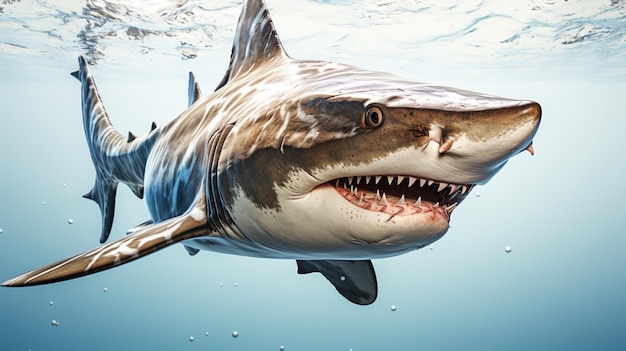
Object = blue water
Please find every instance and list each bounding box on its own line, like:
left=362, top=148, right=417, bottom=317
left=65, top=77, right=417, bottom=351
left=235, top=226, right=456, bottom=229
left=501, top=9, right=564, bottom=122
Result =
left=1, top=0, right=626, bottom=350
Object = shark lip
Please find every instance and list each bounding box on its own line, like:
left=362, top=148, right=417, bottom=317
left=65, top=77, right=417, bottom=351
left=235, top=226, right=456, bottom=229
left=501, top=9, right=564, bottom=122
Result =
left=329, top=175, right=474, bottom=219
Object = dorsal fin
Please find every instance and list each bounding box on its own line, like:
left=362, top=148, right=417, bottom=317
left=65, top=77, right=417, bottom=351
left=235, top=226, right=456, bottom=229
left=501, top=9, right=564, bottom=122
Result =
left=215, top=0, right=287, bottom=90
left=188, top=72, right=202, bottom=107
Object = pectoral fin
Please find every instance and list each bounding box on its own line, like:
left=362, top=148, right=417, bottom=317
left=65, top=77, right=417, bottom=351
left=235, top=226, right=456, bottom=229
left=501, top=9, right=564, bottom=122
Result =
left=296, top=259, right=378, bottom=305
left=3, top=199, right=209, bottom=287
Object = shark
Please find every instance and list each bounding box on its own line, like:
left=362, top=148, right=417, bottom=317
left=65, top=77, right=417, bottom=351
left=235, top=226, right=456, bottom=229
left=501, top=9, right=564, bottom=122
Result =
left=2, top=0, right=541, bottom=305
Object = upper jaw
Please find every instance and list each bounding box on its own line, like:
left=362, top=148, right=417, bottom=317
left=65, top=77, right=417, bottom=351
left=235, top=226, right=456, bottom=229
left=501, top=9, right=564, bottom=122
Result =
left=327, top=174, right=474, bottom=219
left=335, top=175, right=471, bottom=203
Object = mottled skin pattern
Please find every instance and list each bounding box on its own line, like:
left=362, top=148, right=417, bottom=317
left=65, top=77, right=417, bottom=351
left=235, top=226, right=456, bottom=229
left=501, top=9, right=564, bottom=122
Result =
left=3, top=0, right=540, bottom=305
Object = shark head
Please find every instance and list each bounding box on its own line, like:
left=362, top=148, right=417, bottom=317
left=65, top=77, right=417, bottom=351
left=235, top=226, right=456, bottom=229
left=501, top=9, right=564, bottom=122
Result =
left=218, top=71, right=540, bottom=258
left=208, top=1, right=541, bottom=259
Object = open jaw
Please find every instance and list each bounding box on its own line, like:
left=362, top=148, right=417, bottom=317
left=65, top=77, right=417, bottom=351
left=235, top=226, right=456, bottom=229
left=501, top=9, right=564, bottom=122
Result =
left=329, top=175, right=474, bottom=221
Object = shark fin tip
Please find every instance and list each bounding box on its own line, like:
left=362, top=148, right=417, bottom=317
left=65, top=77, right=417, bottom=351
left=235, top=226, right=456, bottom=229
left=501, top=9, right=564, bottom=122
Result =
left=216, top=0, right=286, bottom=90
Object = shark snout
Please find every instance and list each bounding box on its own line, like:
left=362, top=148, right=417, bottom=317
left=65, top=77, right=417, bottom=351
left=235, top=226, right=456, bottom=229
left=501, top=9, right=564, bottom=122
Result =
left=475, top=100, right=541, bottom=154
left=428, top=100, right=541, bottom=184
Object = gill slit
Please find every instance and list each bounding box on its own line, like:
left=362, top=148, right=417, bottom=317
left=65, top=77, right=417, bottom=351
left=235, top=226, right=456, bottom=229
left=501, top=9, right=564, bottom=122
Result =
left=206, top=123, right=236, bottom=234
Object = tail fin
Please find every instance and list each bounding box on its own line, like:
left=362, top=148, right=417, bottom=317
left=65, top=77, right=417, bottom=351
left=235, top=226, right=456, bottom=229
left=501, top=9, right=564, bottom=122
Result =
left=71, top=56, right=160, bottom=243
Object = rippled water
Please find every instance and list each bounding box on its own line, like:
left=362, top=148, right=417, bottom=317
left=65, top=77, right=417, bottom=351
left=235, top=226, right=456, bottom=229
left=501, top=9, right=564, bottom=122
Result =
left=2, top=0, right=625, bottom=79
left=1, top=1, right=625, bottom=350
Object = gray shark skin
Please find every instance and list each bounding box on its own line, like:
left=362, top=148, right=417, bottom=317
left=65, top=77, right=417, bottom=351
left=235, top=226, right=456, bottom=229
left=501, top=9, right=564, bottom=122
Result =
left=2, top=0, right=541, bottom=305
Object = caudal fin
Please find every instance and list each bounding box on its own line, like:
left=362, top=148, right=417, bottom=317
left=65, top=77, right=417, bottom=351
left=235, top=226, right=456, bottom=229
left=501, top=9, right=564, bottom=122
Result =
left=71, top=56, right=160, bottom=243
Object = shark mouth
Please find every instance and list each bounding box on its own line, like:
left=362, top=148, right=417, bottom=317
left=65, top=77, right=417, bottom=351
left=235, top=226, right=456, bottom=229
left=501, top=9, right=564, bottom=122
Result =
left=331, top=175, right=474, bottom=220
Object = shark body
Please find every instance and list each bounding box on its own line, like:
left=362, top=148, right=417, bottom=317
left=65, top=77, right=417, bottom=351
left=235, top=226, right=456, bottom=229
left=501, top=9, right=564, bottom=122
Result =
left=3, top=0, right=541, bottom=305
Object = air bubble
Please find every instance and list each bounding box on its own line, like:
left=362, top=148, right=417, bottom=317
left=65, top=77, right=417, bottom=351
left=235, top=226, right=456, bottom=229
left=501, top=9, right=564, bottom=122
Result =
left=280, top=346, right=285, bottom=350
left=233, top=282, right=238, bottom=287
left=103, top=288, right=108, bottom=292
left=475, top=192, right=481, bottom=198
left=340, top=275, right=346, bottom=281
left=391, top=305, right=397, bottom=311
left=67, top=219, right=74, bottom=224
left=49, top=301, right=54, bottom=306
left=505, top=246, right=512, bottom=253
left=42, top=201, right=46, bottom=205
left=51, top=320, right=59, bottom=327
left=232, top=330, right=239, bottom=338
left=205, top=332, right=209, bottom=336
left=0, top=228, right=3, bottom=234
left=189, top=336, right=194, bottom=342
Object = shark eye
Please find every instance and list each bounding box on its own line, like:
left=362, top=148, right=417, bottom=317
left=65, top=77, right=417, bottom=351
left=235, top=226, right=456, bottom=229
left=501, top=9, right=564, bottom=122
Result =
left=363, top=106, right=384, bottom=128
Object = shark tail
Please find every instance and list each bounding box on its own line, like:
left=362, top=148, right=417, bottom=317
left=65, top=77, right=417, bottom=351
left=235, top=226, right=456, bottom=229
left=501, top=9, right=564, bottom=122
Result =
left=71, top=56, right=160, bottom=243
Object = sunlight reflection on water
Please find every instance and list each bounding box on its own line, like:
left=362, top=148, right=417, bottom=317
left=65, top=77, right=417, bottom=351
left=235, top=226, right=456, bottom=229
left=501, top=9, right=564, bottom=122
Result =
left=0, top=0, right=624, bottom=80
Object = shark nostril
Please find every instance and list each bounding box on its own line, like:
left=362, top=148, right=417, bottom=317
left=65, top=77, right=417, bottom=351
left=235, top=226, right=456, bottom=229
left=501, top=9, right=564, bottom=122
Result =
left=408, top=126, right=429, bottom=139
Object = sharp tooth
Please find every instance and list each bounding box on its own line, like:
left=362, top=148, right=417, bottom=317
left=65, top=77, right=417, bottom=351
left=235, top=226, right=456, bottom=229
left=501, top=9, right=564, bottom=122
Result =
left=448, top=184, right=459, bottom=194
left=394, top=195, right=407, bottom=207
left=414, top=196, right=422, bottom=206
left=461, top=185, right=469, bottom=194
left=356, top=176, right=362, bottom=184
left=428, top=180, right=434, bottom=186
left=335, top=179, right=340, bottom=188
left=387, top=176, right=395, bottom=185
left=397, top=176, right=405, bottom=184
left=407, top=176, right=417, bottom=187
left=365, top=176, right=372, bottom=184
left=419, top=178, right=427, bottom=187
left=350, top=185, right=355, bottom=195
left=379, top=193, right=388, bottom=205
left=437, top=182, right=448, bottom=192
left=349, top=177, right=355, bottom=185
left=445, top=202, right=458, bottom=213
left=375, top=176, right=382, bottom=184
left=375, top=189, right=382, bottom=201
left=359, top=193, right=365, bottom=206
left=434, top=202, right=440, bottom=207
left=353, top=186, right=358, bottom=196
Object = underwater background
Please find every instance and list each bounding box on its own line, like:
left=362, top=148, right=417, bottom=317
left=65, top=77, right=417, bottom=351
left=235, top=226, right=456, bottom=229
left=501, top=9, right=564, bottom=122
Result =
left=1, top=0, right=625, bottom=350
